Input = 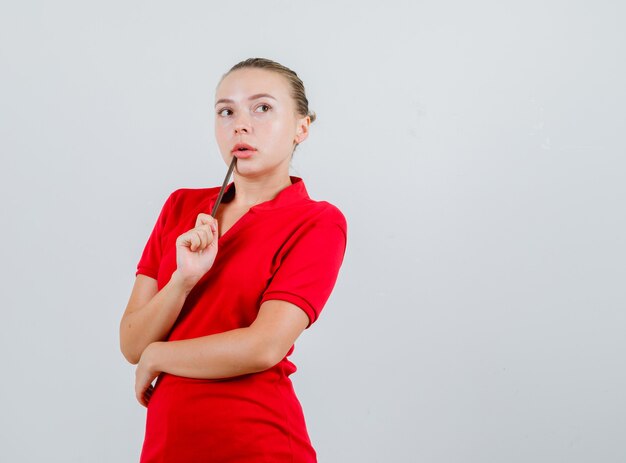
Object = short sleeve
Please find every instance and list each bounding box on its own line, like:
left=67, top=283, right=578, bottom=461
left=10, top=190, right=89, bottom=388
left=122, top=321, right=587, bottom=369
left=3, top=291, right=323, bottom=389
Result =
left=135, top=191, right=177, bottom=279
left=260, top=209, right=348, bottom=328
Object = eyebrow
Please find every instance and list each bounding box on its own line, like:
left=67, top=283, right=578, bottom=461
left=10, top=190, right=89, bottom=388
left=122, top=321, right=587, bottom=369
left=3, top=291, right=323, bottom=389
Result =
left=214, top=93, right=277, bottom=107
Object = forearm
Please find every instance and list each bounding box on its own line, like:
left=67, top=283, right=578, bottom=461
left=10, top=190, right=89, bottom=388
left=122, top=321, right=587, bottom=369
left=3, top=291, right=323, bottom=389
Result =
left=146, top=328, right=275, bottom=380
left=120, top=271, right=191, bottom=364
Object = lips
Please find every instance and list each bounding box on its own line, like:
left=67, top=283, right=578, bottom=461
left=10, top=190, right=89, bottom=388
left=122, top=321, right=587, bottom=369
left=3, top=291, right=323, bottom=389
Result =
left=231, top=143, right=256, bottom=153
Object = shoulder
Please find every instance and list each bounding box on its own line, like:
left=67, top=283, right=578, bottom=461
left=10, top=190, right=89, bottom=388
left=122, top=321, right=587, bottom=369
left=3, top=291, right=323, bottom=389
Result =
left=293, top=178, right=347, bottom=233
left=291, top=197, right=348, bottom=243
left=311, top=200, right=347, bottom=232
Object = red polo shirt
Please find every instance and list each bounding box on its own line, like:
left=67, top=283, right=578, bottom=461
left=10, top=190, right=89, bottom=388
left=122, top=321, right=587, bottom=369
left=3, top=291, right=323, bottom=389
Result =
left=135, top=176, right=347, bottom=462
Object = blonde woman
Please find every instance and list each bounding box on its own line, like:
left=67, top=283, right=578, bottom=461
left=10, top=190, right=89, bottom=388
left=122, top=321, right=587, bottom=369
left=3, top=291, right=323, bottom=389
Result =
left=120, top=57, right=347, bottom=462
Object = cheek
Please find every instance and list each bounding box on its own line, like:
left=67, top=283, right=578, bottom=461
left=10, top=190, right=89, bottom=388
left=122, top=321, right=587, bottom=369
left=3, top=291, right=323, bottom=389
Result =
left=214, top=126, right=232, bottom=155
left=215, top=122, right=231, bottom=141
left=257, top=117, right=293, bottom=140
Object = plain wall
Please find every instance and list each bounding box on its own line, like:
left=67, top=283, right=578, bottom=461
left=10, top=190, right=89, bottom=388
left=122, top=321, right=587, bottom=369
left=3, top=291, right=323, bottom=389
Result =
left=1, top=1, right=624, bottom=461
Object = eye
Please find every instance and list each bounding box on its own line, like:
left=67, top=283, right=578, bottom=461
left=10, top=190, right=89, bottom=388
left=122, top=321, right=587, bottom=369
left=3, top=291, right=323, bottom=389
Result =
left=217, top=108, right=232, bottom=117
left=254, top=104, right=271, bottom=113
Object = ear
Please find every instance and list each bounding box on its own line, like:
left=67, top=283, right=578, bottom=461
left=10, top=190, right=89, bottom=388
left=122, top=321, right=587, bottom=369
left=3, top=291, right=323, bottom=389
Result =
left=294, top=115, right=311, bottom=145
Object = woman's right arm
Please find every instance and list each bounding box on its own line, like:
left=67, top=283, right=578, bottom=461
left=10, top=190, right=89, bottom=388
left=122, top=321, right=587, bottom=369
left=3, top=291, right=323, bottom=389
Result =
left=119, top=271, right=193, bottom=365
left=120, top=213, right=219, bottom=364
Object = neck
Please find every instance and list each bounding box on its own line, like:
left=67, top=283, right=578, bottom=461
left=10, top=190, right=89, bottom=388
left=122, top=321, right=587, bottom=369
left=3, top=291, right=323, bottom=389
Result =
left=230, top=171, right=293, bottom=209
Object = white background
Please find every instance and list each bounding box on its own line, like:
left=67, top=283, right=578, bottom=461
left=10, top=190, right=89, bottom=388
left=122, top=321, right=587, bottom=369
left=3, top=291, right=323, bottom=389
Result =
left=1, top=1, right=624, bottom=462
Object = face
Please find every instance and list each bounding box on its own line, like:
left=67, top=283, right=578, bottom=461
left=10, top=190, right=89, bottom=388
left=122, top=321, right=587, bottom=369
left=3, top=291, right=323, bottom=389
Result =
left=214, top=68, right=310, bottom=179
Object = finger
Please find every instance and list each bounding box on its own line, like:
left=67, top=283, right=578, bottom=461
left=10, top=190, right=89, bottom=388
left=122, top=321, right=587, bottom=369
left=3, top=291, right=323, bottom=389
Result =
left=195, top=226, right=211, bottom=250
left=195, top=213, right=215, bottom=228
left=176, top=231, right=190, bottom=249
left=137, top=383, right=154, bottom=407
left=136, top=387, right=147, bottom=407
left=177, top=230, right=201, bottom=251
left=197, top=214, right=219, bottom=240
left=190, top=229, right=204, bottom=252
left=210, top=220, right=219, bottom=241
left=207, top=220, right=219, bottom=254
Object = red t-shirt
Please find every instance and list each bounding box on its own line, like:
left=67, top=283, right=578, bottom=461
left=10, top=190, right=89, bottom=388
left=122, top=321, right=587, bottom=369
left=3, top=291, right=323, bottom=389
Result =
left=136, top=176, right=347, bottom=462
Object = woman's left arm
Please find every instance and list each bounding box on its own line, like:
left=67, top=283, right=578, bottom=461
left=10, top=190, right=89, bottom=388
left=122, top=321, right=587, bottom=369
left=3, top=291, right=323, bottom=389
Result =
left=135, top=299, right=309, bottom=406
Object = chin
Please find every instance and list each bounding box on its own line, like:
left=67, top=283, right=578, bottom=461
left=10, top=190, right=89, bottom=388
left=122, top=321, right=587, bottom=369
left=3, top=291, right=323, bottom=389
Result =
left=237, top=163, right=284, bottom=179
left=234, top=162, right=262, bottom=175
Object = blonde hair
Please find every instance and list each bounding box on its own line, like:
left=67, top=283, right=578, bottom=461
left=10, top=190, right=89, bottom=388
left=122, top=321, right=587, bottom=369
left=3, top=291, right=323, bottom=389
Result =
left=220, top=57, right=316, bottom=124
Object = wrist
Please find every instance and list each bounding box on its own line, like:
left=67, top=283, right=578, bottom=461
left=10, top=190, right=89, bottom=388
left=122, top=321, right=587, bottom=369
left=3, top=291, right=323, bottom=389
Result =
left=143, top=341, right=164, bottom=373
left=169, top=270, right=197, bottom=295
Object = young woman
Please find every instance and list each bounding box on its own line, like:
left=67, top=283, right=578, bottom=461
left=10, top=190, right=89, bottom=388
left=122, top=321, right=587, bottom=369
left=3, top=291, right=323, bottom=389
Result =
left=119, top=58, right=348, bottom=462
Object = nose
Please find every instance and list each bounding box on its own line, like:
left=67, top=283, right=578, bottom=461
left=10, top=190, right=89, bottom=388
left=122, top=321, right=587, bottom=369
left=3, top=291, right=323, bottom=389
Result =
left=233, top=113, right=251, bottom=134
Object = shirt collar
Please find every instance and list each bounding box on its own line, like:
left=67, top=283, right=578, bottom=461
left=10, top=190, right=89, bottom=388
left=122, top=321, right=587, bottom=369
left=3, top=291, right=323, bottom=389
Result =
left=217, top=176, right=310, bottom=211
